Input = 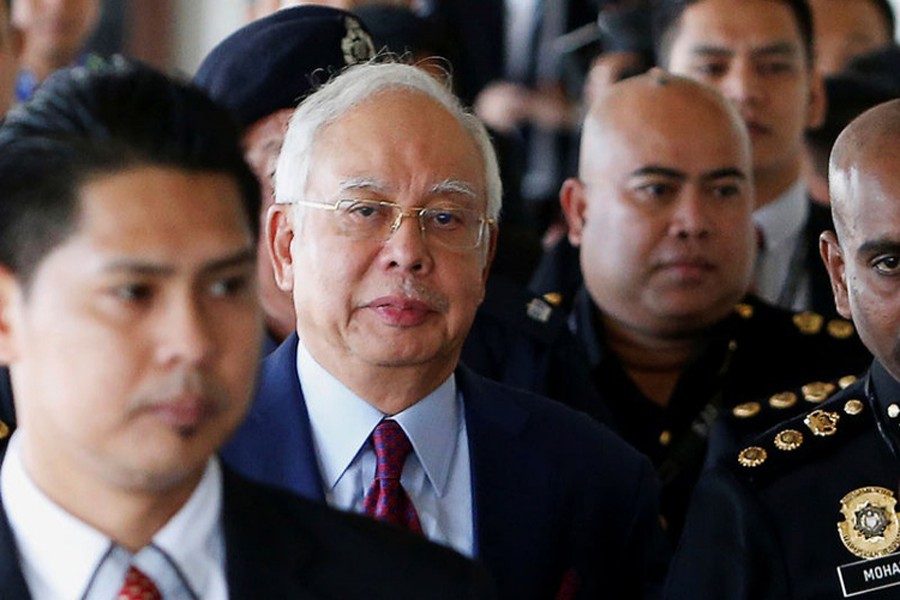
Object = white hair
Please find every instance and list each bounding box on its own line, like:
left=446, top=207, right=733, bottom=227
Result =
left=273, top=61, right=503, bottom=223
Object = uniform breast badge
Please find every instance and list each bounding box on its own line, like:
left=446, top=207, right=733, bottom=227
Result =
left=838, top=487, right=900, bottom=559
left=836, top=488, right=900, bottom=597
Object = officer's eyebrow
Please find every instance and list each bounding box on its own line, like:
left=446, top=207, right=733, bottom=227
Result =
left=689, top=41, right=798, bottom=60
left=701, top=167, right=748, bottom=183
left=857, top=239, right=900, bottom=258
left=629, top=166, right=686, bottom=181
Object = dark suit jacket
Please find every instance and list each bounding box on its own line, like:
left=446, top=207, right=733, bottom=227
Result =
left=0, top=447, right=494, bottom=599
left=222, top=334, right=668, bottom=599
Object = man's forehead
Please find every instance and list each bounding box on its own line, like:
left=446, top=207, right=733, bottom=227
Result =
left=675, top=0, right=805, bottom=50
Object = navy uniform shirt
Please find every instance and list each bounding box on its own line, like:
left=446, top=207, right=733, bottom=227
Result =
left=570, top=289, right=871, bottom=541
left=461, top=275, right=612, bottom=426
left=668, top=361, right=900, bottom=599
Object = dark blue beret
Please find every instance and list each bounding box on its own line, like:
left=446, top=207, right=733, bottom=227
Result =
left=194, top=5, right=375, bottom=128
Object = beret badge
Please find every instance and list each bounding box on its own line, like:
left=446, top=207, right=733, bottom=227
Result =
left=342, top=17, right=375, bottom=65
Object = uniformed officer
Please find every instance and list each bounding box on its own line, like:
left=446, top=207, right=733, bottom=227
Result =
left=559, top=69, right=870, bottom=541
left=667, top=98, right=900, bottom=599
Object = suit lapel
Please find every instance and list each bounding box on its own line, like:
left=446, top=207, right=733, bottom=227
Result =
left=223, top=334, right=325, bottom=501
left=0, top=443, right=34, bottom=599
left=221, top=469, right=320, bottom=599
left=459, top=367, right=564, bottom=596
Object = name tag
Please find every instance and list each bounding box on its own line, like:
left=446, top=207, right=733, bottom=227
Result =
left=838, top=553, right=900, bottom=597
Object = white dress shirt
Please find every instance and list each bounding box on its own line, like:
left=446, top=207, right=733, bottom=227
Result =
left=753, top=180, right=811, bottom=311
left=297, top=340, right=475, bottom=557
left=1, top=432, right=227, bottom=600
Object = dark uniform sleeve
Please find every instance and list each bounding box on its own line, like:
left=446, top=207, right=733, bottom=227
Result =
left=664, top=466, right=790, bottom=599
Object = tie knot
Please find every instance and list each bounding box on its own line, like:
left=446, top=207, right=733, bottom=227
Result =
left=118, top=566, right=161, bottom=600
left=371, top=420, right=412, bottom=481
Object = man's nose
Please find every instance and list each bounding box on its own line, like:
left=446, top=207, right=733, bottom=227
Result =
left=380, top=212, right=434, bottom=274
left=669, top=190, right=711, bottom=239
left=720, top=61, right=764, bottom=107
left=155, top=296, right=215, bottom=367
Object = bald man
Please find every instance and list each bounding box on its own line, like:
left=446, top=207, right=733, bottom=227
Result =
left=560, top=69, right=869, bottom=542
left=667, top=99, right=900, bottom=599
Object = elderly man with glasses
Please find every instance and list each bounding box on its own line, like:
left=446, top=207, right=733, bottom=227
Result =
left=221, top=61, right=668, bottom=599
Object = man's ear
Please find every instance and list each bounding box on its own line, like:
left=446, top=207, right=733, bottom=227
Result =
left=267, top=204, right=296, bottom=293
left=820, top=230, right=850, bottom=319
left=560, top=178, right=588, bottom=247
left=0, top=266, right=22, bottom=364
left=806, top=69, right=827, bottom=130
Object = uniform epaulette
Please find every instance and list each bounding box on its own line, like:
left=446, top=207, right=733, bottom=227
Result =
left=733, top=302, right=856, bottom=341
left=727, top=372, right=860, bottom=435
left=789, top=309, right=856, bottom=340
left=731, top=377, right=871, bottom=483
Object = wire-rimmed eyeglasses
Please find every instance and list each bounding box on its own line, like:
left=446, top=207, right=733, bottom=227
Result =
left=292, top=198, right=494, bottom=250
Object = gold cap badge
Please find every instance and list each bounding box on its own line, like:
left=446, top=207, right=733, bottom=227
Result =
left=838, top=487, right=900, bottom=559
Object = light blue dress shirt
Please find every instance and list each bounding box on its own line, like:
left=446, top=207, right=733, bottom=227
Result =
left=297, top=341, right=475, bottom=557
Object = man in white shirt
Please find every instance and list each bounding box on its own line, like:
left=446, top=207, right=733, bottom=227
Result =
left=655, top=0, right=834, bottom=314
left=0, top=58, right=492, bottom=599
left=222, top=60, right=669, bottom=599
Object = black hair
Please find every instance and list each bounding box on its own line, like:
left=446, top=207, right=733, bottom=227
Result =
left=652, top=0, right=815, bottom=68
left=0, top=57, right=260, bottom=288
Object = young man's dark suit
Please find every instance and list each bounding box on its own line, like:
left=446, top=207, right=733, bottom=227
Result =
left=222, top=335, right=668, bottom=599
left=0, top=439, right=494, bottom=599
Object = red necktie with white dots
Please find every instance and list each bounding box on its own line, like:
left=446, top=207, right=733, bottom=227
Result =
left=361, top=420, right=423, bottom=534
left=116, top=566, right=162, bottom=600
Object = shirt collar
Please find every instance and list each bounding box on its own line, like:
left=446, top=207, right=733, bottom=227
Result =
left=298, top=340, right=460, bottom=496
left=752, top=179, right=808, bottom=251
left=151, top=458, right=223, bottom=595
left=1, top=433, right=223, bottom=598
left=2, top=432, right=110, bottom=599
